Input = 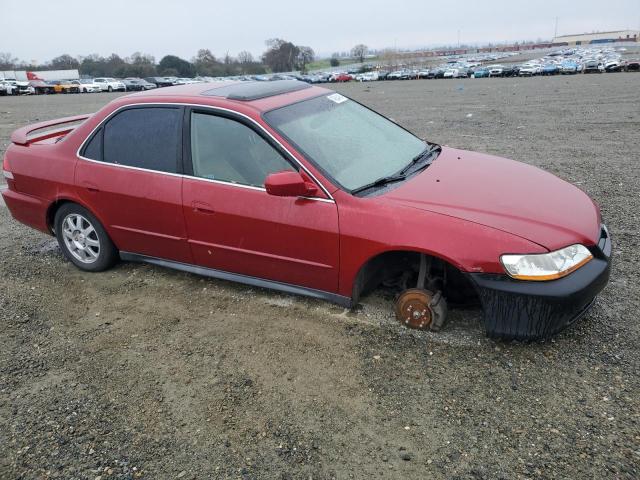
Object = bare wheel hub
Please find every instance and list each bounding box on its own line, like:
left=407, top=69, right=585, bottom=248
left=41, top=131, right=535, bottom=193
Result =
left=395, top=288, right=434, bottom=329
left=395, top=288, right=448, bottom=331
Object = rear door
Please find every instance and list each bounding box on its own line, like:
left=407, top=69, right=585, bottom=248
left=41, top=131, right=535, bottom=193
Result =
left=75, top=105, right=192, bottom=263
left=181, top=108, right=340, bottom=293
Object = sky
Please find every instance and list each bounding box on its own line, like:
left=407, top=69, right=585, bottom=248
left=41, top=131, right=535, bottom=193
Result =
left=2, top=0, right=639, bottom=63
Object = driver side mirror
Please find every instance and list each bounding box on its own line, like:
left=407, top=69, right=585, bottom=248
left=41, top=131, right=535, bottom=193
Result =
left=265, top=171, right=318, bottom=197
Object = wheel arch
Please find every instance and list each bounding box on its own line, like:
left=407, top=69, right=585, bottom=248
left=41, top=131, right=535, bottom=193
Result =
left=45, top=197, right=116, bottom=248
left=349, top=247, right=471, bottom=305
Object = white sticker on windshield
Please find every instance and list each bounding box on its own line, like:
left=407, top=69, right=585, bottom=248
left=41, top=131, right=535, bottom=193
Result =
left=327, top=93, right=348, bottom=104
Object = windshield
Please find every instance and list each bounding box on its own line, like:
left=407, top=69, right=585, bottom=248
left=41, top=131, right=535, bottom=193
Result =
left=264, top=93, right=427, bottom=191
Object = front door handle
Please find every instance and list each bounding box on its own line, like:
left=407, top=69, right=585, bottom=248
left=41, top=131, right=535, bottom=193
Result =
left=192, top=201, right=215, bottom=215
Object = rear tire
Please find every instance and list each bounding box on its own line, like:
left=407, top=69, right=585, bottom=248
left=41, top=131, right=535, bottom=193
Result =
left=54, top=203, right=118, bottom=272
left=108, top=86, right=113, bottom=92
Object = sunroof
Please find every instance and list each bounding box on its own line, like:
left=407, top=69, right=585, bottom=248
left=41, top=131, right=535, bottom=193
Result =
left=201, top=80, right=311, bottom=101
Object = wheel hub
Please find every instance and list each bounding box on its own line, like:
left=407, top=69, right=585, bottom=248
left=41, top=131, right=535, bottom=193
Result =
left=61, top=213, right=100, bottom=264
left=72, top=231, right=86, bottom=249
left=395, top=288, right=434, bottom=329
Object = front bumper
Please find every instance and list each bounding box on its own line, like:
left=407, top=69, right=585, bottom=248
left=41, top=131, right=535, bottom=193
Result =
left=468, top=225, right=612, bottom=340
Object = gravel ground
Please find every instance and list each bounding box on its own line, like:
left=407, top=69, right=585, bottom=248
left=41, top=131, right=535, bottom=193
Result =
left=1, top=74, right=639, bottom=479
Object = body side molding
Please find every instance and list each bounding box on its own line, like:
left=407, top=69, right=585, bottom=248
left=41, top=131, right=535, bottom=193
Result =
left=119, top=251, right=352, bottom=308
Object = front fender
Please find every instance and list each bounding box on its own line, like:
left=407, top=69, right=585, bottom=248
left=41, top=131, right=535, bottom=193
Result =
left=336, top=194, right=547, bottom=298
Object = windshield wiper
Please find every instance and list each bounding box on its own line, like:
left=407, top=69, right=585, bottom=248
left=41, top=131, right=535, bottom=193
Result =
left=351, top=144, right=441, bottom=195
left=398, top=144, right=441, bottom=176
left=351, top=173, right=407, bottom=195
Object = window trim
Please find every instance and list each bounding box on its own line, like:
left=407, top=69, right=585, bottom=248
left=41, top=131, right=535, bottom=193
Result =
left=80, top=104, right=183, bottom=175
left=184, top=107, right=298, bottom=187
left=76, top=102, right=334, bottom=202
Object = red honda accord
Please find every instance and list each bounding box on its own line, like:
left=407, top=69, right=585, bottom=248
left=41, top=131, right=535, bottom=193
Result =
left=1, top=80, right=611, bottom=340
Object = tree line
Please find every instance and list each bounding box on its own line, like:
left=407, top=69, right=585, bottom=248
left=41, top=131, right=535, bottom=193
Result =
left=0, top=41, right=374, bottom=78
left=0, top=38, right=328, bottom=78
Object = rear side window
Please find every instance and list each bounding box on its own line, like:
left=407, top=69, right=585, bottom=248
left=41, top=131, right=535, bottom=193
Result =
left=101, top=107, right=181, bottom=173
left=83, top=128, right=102, bottom=160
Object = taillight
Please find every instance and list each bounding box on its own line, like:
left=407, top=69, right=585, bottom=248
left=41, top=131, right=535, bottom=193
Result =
left=2, top=154, right=10, bottom=176
left=2, top=153, right=15, bottom=188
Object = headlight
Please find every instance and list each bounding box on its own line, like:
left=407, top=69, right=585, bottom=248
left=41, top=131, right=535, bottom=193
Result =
left=500, top=244, right=593, bottom=281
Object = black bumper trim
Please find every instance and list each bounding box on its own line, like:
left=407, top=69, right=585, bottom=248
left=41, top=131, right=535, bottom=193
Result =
left=467, top=225, right=612, bottom=340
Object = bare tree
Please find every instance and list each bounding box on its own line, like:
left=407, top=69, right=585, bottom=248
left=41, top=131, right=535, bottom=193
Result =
left=237, top=51, right=254, bottom=64
left=296, top=46, right=315, bottom=73
left=351, top=44, right=368, bottom=63
left=0, top=52, right=19, bottom=70
left=48, top=54, right=80, bottom=70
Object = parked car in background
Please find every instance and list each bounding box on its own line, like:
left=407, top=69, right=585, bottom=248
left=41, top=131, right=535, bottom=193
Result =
left=71, top=79, right=102, bottom=93
left=624, top=59, right=640, bottom=71
left=0, top=81, right=14, bottom=95
left=28, top=80, right=56, bottom=95
left=144, top=77, right=178, bottom=88
left=472, top=67, right=490, bottom=78
left=49, top=80, right=81, bottom=94
left=331, top=73, right=352, bottom=82
left=560, top=61, right=580, bottom=74
left=488, top=65, right=504, bottom=77
left=1, top=80, right=611, bottom=341
left=501, top=65, right=519, bottom=77
left=175, top=78, right=201, bottom=85
left=417, top=69, right=430, bottom=79
left=355, top=71, right=378, bottom=82
left=122, top=78, right=157, bottom=91
left=542, top=64, right=559, bottom=75
left=443, top=68, right=467, bottom=79
left=604, top=60, right=622, bottom=72
left=519, top=64, right=540, bottom=76
left=94, top=78, right=126, bottom=92
left=583, top=60, right=604, bottom=73
left=3, top=80, right=33, bottom=95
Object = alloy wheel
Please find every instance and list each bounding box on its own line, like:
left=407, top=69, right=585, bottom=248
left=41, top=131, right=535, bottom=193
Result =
left=61, top=213, right=100, bottom=264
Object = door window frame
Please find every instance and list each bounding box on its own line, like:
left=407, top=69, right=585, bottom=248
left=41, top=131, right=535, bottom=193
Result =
left=76, top=102, right=335, bottom=201
left=183, top=107, right=301, bottom=190
left=79, top=104, right=184, bottom=175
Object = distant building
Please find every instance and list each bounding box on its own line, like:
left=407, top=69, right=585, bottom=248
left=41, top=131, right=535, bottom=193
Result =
left=553, top=30, right=639, bottom=46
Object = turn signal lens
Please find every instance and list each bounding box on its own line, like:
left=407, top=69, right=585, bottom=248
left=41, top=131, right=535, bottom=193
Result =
left=501, top=244, right=593, bottom=281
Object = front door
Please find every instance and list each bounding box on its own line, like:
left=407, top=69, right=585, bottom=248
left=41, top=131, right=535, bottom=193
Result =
left=182, top=109, right=340, bottom=293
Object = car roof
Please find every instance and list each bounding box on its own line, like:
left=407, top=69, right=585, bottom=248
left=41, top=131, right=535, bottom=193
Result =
left=123, top=80, right=329, bottom=112
left=201, top=80, right=311, bottom=101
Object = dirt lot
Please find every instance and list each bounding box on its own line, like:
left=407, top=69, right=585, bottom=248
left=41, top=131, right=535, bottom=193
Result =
left=1, top=74, right=639, bottom=479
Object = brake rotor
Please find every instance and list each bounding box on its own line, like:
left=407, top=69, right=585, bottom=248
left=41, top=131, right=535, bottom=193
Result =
left=395, top=288, right=434, bottom=330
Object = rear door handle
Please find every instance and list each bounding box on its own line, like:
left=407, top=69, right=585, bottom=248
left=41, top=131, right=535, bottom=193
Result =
left=192, top=201, right=215, bottom=215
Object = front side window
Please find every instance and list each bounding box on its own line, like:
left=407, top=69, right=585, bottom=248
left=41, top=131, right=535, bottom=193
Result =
left=190, top=112, right=295, bottom=187
left=98, top=107, right=181, bottom=173
left=264, top=94, right=427, bottom=191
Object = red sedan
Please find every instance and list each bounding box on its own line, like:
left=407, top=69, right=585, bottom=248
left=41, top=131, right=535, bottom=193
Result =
left=1, top=80, right=611, bottom=340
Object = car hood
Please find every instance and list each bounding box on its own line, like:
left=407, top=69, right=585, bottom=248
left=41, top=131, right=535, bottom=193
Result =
left=383, top=147, right=601, bottom=251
